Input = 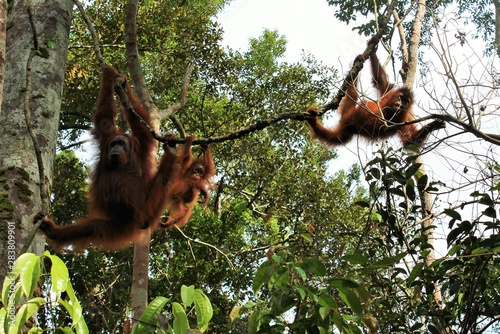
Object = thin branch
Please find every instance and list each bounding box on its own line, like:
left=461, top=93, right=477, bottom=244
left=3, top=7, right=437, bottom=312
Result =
left=393, top=10, right=409, bottom=81
left=114, top=79, right=312, bottom=145
left=60, top=139, right=92, bottom=151
left=430, top=13, right=474, bottom=125
left=72, top=0, right=105, bottom=68
left=168, top=114, right=186, bottom=138
left=117, top=75, right=500, bottom=147
left=59, top=124, right=91, bottom=131
left=161, top=62, right=194, bottom=119
left=159, top=61, right=195, bottom=137
left=426, top=113, right=500, bottom=146
left=173, top=226, right=239, bottom=275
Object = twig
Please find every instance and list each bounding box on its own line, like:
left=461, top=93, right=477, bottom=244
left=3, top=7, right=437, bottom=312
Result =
left=159, top=61, right=195, bottom=138
left=173, top=226, right=239, bottom=275
left=161, top=62, right=194, bottom=119
left=72, top=0, right=105, bottom=68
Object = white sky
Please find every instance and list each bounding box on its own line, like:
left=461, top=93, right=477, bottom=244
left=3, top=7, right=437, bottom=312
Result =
left=217, top=0, right=366, bottom=69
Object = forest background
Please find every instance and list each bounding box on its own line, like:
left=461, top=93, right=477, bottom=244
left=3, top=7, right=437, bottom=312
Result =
left=0, top=0, right=499, bottom=333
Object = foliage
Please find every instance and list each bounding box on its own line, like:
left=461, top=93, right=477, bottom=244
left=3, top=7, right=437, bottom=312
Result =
left=235, top=148, right=499, bottom=333
left=350, top=148, right=499, bottom=333
left=325, top=0, right=497, bottom=55
left=131, top=285, right=213, bottom=334
left=0, top=252, right=88, bottom=334
left=230, top=233, right=377, bottom=334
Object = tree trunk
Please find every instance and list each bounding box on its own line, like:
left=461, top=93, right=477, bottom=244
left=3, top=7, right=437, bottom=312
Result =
left=124, top=0, right=158, bottom=322
left=0, top=0, right=6, bottom=115
left=406, top=0, right=443, bottom=307
left=402, top=0, right=447, bottom=332
left=0, top=0, right=72, bottom=282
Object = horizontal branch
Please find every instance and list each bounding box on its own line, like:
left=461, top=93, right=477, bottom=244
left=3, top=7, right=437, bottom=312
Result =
left=189, top=111, right=311, bottom=145
left=113, top=76, right=313, bottom=144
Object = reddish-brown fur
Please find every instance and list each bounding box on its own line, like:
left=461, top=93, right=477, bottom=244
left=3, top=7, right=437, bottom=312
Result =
left=34, top=66, right=176, bottom=251
left=159, top=136, right=215, bottom=229
left=307, top=53, right=444, bottom=147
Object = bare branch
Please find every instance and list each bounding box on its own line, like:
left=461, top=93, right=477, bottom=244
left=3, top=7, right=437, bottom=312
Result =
left=72, top=0, right=105, bottom=68
left=161, top=62, right=195, bottom=119
left=124, top=0, right=161, bottom=133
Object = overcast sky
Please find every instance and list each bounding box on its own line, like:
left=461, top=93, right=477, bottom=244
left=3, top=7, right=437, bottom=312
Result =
left=217, top=0, right=366, bottom=68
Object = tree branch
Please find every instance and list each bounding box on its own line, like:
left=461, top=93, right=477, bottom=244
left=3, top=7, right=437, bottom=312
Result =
left=73, top=0, right=105, bottom=68
left=124, top=0, right=161, bottom=133
left=158, top=61, right=195, bottom=137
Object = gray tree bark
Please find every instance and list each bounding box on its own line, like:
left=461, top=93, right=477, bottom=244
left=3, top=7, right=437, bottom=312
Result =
left=0, top=0, right=6, bottom=115
left=0, top=0, right=73, bottom=282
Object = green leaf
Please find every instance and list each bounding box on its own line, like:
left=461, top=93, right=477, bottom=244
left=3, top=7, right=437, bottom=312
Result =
left=406, top=184, right=416, bottom=202
left=443, top=209, right=462, bottom=221
left=181, top=285, right=195, bottom=307
left=301, top=258, right=326, bottom=276
left=337, top=287, right=363, bottom=315
left=329, top=278, right=360, bottom=289
left=318, top=295, right=338, bottom=309
left=405, top=163, right=422, bottom=179
left=407, top=262, right=424, bottom=286
left=417, top=174, right=428, bottom=192
left=342, top=254, right=368, bottom=265
left=371, top=252, right=407, bottom=267
left=172, top=302, right=189, bottom=334
left=253, top=262, right=272, bottom=293
left=194, top=289, right=213, bottom=332
left=293, top=266, right=307, bottom=282
left=47, top=253, right=69, bottom=293
left=229, top=306, right=244, bottom=323
left=132, top=296, right=169, bottom=334
left=248, top=309, right=261, bottom=334
left=2, top=274, right=17, bottom=306
left=367, top=167, right=381, bottom=179
left=11, top=297, right=44, bottom=334
left=471, top=247, right=488, bottom=255
left=296, top=286, right=307, bottom=300
left=14, top=253, right=40, bottom=297
left=274, top=269, right=289, bottom=290
left=483, top=207, right=496, bottom=218
left=318, top=306, right=329, bottom=320
left=299, top=233, right=313, bottom=243
left=59, top=283, right=87, bottom=332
